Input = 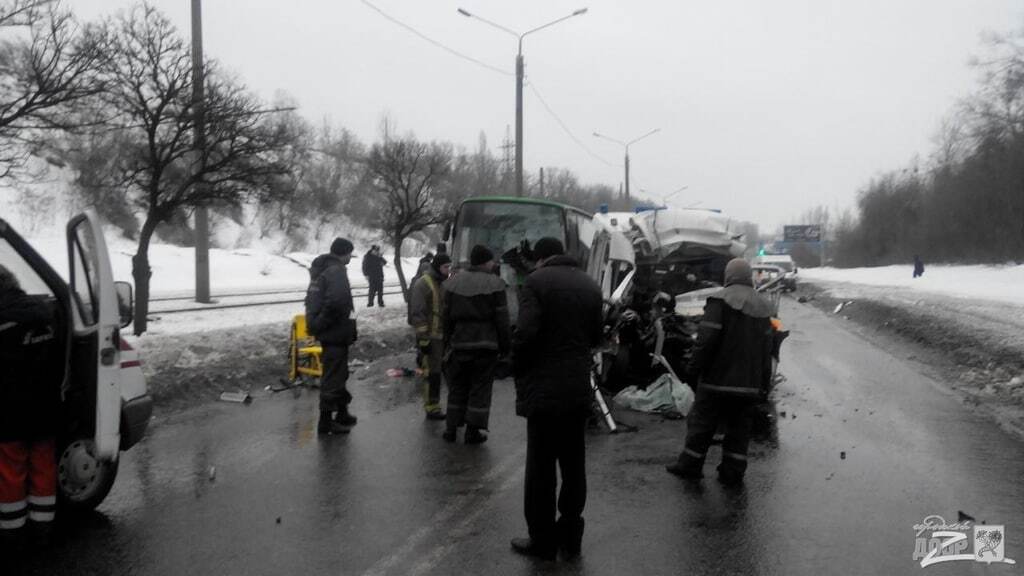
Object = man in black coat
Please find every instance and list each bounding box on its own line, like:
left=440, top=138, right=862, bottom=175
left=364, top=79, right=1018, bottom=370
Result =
left=0, top=265, right=61, bottom=544
left=305, top=238, right=359, bottom=435
left=511, top=237, right=603, bottom=561
left=441, top=245, right=510, bottom=444
left=361, top=245, right=387, bottom=307
left=666, top=258, right=774, bottom=486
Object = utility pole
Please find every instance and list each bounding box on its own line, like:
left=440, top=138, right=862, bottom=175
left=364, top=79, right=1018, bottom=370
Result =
left=624, top=153, right=630, bottom=200
left=594, top=128, right=660, bottom=204
left=515, top=49, right=524, bottom=197
left=191, top=0, right=210, bottom=304
left=457, top=8, right=587, bottom=199
left=539, top=167, right=545, bottom=197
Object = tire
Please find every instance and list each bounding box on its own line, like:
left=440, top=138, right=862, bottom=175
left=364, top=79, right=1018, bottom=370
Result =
left=57, top=438, right=119, bottom=513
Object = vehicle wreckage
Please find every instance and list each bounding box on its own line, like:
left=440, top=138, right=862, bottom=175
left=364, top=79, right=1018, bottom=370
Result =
left=444, top=197, right=788, bottom=430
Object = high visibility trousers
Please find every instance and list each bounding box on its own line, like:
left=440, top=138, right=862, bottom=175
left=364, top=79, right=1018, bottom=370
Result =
left=0, top=439, right=57, bottom=530
left=674, top=390, right=755, bottom=480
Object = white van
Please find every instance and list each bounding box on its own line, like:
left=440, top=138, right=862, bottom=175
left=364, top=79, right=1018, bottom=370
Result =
left=0, top=210, right=152, bottom=511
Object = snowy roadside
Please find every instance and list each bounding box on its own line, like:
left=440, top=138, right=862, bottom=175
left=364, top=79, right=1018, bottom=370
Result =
left=130, top=294, right=414, bottom=412
left=795, top=279, right=1024, bottom=439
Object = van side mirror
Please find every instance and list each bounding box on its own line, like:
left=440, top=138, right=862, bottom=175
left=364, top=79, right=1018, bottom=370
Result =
left=115, top=281, right=133, bottom=329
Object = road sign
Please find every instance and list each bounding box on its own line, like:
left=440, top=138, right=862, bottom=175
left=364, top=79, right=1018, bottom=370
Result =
left=784, top=225, right=822, bottom=242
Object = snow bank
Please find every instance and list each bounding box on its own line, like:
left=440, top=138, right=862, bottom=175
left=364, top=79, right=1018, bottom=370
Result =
left=801, top=264, right=1024, bottom=306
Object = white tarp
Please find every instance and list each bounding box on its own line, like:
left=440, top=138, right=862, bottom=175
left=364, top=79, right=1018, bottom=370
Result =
left=612, top=372, right=694, bottom=417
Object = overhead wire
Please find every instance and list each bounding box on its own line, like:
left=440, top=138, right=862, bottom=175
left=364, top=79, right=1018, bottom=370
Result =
left=525, top=79, right=621, bottom=169
left=358, top=0, right=513, bottom=77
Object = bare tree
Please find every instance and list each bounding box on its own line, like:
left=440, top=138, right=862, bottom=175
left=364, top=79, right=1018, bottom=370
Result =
left=364, top=137, right=451, bottom=298
left=0, top=0, right=108, bottom=179
left=100, top=5, right=292, bottom=334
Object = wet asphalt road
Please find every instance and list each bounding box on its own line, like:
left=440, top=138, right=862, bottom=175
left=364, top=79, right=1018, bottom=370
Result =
left=14, top=299, right=1024, bottom=576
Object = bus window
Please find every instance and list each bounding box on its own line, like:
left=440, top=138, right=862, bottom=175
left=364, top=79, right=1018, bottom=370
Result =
left=453, top=201, right=565, bottom=266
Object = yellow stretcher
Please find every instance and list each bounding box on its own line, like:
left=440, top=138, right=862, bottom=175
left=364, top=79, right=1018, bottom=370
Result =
left=287, top=314, right=323, bottom=384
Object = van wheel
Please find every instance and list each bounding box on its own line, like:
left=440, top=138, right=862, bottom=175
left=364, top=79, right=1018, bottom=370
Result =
left=57, top=438, right=119, bottom=513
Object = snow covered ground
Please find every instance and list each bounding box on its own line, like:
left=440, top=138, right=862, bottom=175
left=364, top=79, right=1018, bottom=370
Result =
left=801, top=264, right=1024, bottom=306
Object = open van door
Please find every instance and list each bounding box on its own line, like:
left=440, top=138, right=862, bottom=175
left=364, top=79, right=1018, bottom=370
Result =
left=66, top=211, right=121, bottom=460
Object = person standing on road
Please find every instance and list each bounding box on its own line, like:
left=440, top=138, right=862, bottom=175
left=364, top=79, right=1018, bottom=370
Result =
left=306, top=238, right=359, bottom=436
left=511, top=238, right=603, bottom=562
left=666, top=257, right=773, bottom=486
left=362, top=245, right=388, bottom=308
left=409, top=253, right=451, bottom=420
left=0, top=265, right=60, bottom=549
left=441, top=245, right=510, bottom=444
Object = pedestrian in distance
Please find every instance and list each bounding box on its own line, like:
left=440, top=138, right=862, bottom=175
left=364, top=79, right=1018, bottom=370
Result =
left=410, top=253, right=452, bottom=420
left=441, top=245, right=511, bottom=444
left=666, top=257, right=774, bottom=486
left=511, top=237, right=604, bottom=562
left=0, top=265, right=61, bottom=551
left=305, top=238, right=359, bottom=436
left=913, top=255, right=925, bottom=278
left=362, top=245, right=388, bottom=307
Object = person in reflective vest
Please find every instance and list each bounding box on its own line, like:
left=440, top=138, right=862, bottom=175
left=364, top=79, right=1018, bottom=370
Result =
left=0, top=265, right=60, bottom=548
left=666, top=258, right=774, bottom=486
left=409, top=254, right=451, bottom=419
left=441, top=245, right=510, bottom=444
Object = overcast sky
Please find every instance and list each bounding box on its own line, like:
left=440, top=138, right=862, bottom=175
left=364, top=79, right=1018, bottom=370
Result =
left=74, top=0, right=1023, bottom=231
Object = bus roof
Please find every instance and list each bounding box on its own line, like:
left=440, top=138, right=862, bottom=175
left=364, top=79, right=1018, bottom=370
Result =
left=460, top=196, right=592, bottom=217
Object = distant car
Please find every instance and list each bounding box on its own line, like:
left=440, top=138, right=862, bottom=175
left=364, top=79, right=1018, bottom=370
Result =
left=755, top=255, right=798, bottom=291
left=0, top=210, right=152, bottom=512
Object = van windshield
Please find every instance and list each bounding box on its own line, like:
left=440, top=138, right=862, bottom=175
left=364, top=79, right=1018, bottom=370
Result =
left=453, top=201, right=564, bottom=265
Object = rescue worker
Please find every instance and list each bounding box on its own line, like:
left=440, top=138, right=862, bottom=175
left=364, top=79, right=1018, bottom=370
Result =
left=305, top=238, right=359, bottom=435
left=407, top=252, right=433, bottom=326
left=665, top=257, right=774, bottom=486
left=409, top=253, right=451, bottom=420
left=0, top=265, right=60, bottom=548
left=361, top=245, right=387, bottom=307
left=511, top=238, right=603, bottom=561
left=441, top=245, right=510, bottom=444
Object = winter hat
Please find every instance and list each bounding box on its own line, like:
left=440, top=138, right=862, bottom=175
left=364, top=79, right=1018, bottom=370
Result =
left=330, top=237, right=354, bottom=256
left=470, top=245, right=494, bottom=266
left=431, top=253, right=452, bottom=274
left=533, top=237, right=565, bottom=261
left=724, top=258, right=753, bottom=287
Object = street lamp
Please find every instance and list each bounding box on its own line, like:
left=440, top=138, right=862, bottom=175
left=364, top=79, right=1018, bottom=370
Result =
left=593, top=128, right=660, bottom=200
left=663, top=185, right=689, bottom=202
left=458, top=7, right=588, bottom=197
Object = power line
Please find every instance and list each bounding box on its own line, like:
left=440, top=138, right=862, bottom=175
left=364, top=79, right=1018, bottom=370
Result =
left=525, top=80, right=621, bottom=169
left=359, top=0, right=512, bottom=77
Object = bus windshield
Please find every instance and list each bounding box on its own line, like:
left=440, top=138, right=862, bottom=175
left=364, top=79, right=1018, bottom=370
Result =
left=453, top=201, right=564, bottom=265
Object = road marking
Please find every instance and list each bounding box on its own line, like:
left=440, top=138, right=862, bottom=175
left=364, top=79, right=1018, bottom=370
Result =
left=359, top=448, right=526, bottom=576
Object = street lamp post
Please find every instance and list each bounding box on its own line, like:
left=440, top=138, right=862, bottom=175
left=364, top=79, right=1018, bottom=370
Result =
left=593, top=128, right=660, bottom=201
left=458, top=7, right=588, bottom=197
left=191, top=0, right=210, bottom=303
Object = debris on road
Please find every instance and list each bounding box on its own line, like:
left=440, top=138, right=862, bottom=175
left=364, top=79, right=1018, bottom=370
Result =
left=840, top=451, right=846, bottom=460
left=386, top=367, right=416, bottom=378
left=219, top=390, right=252, bottom=404
left=208, top=466, right=216, bottom=481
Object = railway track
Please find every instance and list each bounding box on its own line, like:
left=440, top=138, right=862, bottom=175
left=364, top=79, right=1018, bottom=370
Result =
left=148, top=284, right=403, bottom=315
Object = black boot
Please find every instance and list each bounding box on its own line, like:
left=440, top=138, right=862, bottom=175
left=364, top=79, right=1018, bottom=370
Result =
left=442, top=428, right=457, bottom=442
left=510, top=537, right=556, bottom=561
left=557, top=517, right=584, bottom=560
left=464, top=426, right=488, bottom=444
left=334, top=405, right=358, bottom=427
left=318, top=411, right=349, bottom=435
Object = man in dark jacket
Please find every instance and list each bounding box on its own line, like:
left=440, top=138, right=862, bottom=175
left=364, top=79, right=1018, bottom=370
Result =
left=441, top=245, right=510, bottom=444
left=361, top=245, right=387, bottom=307
left=0, top=265, right=61, bottom=544
left=511, top=237, right=603, bottom=562
left=666, top=257, right=774, bottom=486
left=409, top=253, right=451, bottom=419
left=305, top=238, right=359, bottom=435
